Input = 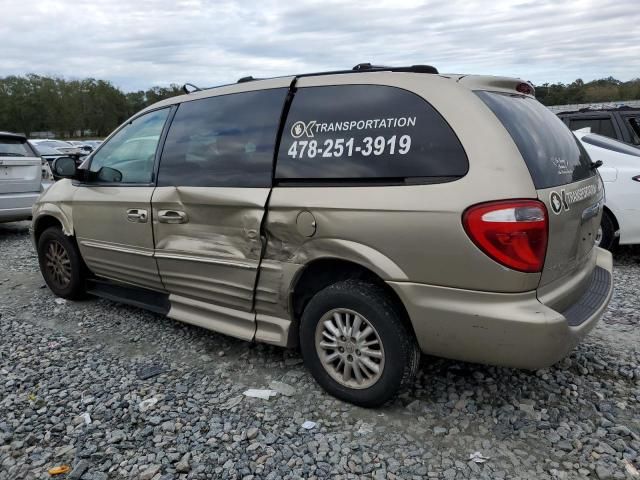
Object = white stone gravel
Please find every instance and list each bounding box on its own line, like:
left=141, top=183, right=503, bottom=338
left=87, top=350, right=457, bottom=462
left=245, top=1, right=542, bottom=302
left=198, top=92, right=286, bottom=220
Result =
left=1, top=221, right=639, bottom=480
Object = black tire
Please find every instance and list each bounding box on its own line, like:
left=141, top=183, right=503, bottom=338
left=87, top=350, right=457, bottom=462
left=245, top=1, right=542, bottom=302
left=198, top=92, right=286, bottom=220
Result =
left=37, top=226, right=86, bottom=299
left=299, top=279, right=420, bottom=407
left=598, top=210, right=617, bottom=251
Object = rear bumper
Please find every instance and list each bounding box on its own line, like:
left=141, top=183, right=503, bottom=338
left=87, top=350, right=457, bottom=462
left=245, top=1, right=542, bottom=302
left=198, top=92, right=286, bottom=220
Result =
left=388, top=247, right=613, bottom=370
left=0, top=191, right=40, bottom=222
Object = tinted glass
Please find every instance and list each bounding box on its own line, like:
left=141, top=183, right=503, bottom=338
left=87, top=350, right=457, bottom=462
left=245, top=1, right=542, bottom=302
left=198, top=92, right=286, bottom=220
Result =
left=275, top=85, right=468, bottom=181
left=477, top=92, right=593, bottom=189
left=0, top=138, right=34, bottom=157
left=569, top=118, right=617, bottom=139
left=158, top=88, right=288, bottom=187
left=626, top=117, right=640, bottom=145
left=89, top=108, right=169, bottom=183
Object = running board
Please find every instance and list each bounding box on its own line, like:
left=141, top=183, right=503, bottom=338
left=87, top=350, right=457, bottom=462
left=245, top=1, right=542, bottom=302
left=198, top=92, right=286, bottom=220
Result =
left=86, top=279, right=170, bottom=315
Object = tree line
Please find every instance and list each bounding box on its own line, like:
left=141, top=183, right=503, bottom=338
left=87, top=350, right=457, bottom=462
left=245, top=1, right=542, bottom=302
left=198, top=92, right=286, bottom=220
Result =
left=0, top=74, right=639, bottom=139
left=535, top=77, right=640, bottom=106
left=0, top=75, right=182, bottom=138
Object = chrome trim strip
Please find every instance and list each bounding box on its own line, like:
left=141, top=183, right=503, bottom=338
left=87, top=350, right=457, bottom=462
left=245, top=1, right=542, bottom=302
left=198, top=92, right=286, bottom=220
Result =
left=154, top=251, right=255, bottom=270
left=80, top=240, right=155, bottom=257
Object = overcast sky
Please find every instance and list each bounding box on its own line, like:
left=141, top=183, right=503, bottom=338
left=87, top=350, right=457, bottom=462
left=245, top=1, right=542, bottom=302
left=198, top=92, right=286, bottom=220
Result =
left=2, top=0, right=639, bottom=91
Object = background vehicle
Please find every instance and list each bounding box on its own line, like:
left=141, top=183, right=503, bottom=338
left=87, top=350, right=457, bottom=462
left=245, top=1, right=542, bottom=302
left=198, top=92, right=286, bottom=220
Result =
left=33, top=65, right=613, bottom=406
left=30, top=139, right=84, bottom=156
left=83, top=140, right=103, bottom=150
left=0, top=132, right=44, bottom=222
left=30, top=142, right=81, bottom=181
left=558, top=105, right=640, bottom=147
left=68, top=140, right=94, bottom=154
left=574, top=128, right=640, bottom=249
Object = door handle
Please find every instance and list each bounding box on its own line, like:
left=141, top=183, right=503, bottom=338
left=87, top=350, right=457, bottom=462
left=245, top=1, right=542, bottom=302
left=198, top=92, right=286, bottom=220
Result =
left=126, top=208, right=148, bottom=223
left=158, top=210, right=188, bottom=224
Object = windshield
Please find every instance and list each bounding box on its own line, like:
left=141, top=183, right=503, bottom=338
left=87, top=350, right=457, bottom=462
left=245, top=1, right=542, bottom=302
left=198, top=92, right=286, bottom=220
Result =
left=477, top=91, right=594, bottom=189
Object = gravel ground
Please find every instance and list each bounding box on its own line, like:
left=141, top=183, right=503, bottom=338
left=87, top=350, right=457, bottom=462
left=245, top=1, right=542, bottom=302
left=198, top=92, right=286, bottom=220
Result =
left=1, top=221, right=639, bottom=480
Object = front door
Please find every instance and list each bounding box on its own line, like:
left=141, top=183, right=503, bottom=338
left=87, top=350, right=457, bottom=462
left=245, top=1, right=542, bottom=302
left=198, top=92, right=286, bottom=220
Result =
left=151, top=86, right=289, bottom=340
left=73, top=107, right=171, bottom=291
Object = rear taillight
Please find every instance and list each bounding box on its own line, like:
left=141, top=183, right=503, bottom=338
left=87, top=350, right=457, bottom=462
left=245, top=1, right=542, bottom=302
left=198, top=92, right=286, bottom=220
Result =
left=516, top=82, right=535, bottom=96
left=463, top=200, right=548, bottom=273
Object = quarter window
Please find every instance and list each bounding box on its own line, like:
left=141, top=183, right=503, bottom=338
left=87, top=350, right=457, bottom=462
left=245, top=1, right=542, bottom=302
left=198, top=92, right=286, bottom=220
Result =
left=275, top=85, right=468, bottom=182
left=89, top=108, right=170, bottom=183
left=157, top=88, right=288, bottom=188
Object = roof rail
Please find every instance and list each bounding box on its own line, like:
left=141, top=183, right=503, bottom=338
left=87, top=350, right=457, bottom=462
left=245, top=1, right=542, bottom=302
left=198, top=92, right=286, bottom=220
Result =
left=296, top=63, right=439, bottom=78
left=177, top=63, right=439, bottom=98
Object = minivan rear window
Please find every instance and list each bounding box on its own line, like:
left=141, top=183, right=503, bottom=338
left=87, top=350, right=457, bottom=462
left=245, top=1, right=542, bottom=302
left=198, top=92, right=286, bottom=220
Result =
left=477, top=91, right=594, bottom=189
left=276, top=85, right=468, bottom=183
left=0, top=137, right=35, bottom=157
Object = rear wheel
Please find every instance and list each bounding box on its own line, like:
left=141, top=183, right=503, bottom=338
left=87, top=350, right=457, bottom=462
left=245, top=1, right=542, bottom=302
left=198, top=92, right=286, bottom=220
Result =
left=597, top=210, right=617, bottom=251
left=37, top=226, right=86, bottom=299
left=299, top=279, right=419, bottom=407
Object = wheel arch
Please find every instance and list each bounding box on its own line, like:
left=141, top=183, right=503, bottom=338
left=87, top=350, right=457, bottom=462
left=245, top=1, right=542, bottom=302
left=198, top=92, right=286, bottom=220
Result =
left=602, top=204, right=620, bottom=232
left=33, top=205, right=74, bottom=243
left=289, top=257, right=417, bottom=341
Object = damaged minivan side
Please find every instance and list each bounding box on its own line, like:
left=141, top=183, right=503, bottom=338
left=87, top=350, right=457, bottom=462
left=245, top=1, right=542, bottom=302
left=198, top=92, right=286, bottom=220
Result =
left=33, top=65, right=613, bottom=407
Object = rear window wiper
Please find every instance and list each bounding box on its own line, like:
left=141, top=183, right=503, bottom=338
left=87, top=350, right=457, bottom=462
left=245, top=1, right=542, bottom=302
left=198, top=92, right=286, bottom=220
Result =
left=590, top=160, right=603, bottom=170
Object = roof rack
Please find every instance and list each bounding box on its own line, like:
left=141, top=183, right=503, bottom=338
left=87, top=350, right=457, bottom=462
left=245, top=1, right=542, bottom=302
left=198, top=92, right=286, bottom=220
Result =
left=352, top=63, right=438, bottom=74
left=296, top=63, right=439, bottom=78
left=183, top=63, right=440, bottom=96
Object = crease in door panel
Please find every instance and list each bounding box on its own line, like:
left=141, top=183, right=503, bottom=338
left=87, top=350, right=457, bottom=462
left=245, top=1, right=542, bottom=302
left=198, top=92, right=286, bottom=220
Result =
left=251, top=77, right=298, bottom=316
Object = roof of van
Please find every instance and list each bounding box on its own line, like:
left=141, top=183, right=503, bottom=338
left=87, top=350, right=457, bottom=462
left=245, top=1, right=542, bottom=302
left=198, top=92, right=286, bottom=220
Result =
left=140, top=67, right=534, bottom=115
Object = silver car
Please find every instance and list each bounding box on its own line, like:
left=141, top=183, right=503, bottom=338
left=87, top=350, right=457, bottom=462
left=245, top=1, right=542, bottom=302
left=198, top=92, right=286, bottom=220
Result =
left=0, top=132, right=43, bottom=222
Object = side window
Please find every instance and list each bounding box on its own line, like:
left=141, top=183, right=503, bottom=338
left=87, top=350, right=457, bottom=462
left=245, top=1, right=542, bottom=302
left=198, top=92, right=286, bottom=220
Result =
left=275, top=85, right=468, bottom=181
left=568, top=117, right=617, bottom=139
left=89, top=108, right=170, bottom=183
left=625, top=117, right=640, bottom=145
left=157, top=88, right=288, bottom=187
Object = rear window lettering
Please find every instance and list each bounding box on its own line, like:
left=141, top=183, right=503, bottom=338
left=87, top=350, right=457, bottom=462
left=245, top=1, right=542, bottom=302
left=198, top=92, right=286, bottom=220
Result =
left=276, top=85, right=468, bottom=182
left=477, top=91, right=593, bottom=189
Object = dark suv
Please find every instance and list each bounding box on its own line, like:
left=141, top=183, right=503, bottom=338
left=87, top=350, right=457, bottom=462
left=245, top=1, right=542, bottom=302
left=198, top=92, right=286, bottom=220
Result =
left=558, top=106, right=640, bottom=147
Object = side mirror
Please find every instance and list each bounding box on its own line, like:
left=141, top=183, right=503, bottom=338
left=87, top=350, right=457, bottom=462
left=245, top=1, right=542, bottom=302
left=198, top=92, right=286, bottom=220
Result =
left=96, top=166, right=123, bottom=183
left=51, top=157, right=77, bottom=179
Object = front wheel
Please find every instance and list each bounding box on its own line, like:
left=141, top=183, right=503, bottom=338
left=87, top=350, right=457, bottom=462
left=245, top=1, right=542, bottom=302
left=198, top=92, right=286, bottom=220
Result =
left=299, top=279, right=419, bottom=407
left=37, top=226, right=86, bottom=299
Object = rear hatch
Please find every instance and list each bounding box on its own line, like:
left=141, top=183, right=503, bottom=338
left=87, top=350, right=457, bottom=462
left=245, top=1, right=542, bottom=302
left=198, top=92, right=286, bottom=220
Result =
left=476, top=91, right=603, bottom=293
left=0, top=135, right=42, bottom=194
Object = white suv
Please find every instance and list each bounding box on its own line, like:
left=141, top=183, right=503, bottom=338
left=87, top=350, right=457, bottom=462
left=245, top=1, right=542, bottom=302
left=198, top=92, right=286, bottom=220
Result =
left=0, top=132, right=44, bottom=222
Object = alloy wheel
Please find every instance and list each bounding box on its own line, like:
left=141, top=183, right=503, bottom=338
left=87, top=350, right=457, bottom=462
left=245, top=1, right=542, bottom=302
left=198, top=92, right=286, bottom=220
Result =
left=314, top=308, right=385, bottom=389
left=44, top=240, right=72, bottom=289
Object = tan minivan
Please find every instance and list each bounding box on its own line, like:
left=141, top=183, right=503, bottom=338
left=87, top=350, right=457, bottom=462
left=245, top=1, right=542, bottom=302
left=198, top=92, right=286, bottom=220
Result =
left=33, top=64, right=613, bottom=406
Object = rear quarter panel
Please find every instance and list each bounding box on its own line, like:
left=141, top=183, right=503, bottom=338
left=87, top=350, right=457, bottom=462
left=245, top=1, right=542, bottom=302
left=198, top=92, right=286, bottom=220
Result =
left=262, top=73, right=542, bottom=306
